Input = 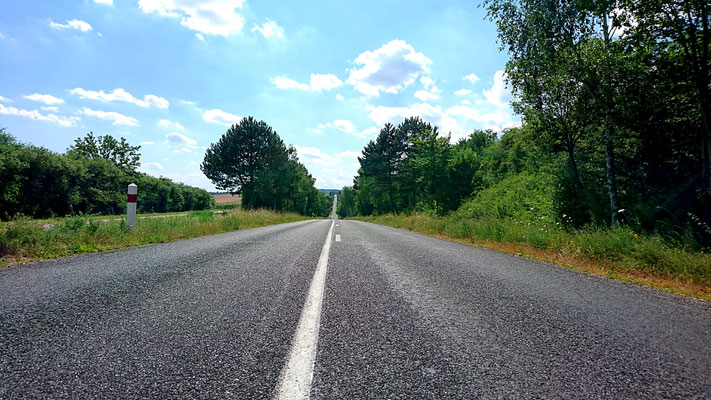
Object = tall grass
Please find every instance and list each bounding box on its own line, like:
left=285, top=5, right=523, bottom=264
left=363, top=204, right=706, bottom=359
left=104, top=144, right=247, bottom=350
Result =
left=0, top=209, right=309, bottom=267
left=354, top=214, right=711, bottom=296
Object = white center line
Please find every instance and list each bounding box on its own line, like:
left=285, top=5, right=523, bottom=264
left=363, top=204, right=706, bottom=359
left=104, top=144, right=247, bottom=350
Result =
left=335, top=234, right=341, bottom=242
left=273, top=219, right=335, bottom=400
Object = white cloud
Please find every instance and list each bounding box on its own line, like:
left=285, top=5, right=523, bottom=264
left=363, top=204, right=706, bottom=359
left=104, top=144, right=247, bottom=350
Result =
left=139, top=141, right=155, bottom=145
left=252, top=20, right=284, bottom=39
left=202, top=108, right=241, bottom=125
left=141, top=161, right=164, bottom=171
left=447, top=105, right=517, bottom=131
left=80, top=107, right=139, bottom=126
left=346, top=39, right=431, bottom=96
left=0, top=33, right=5, bottom=40
left=483, top=70, right=513, bottom=107
left=336, top=150, right=363, bottom=160
left=0, top=103, right=79, bottom=127
left=293, top=145, right=340, bottom=166
left=69, top=87, right=169, bottom=108
left=23, top=93, right=64, bottom=105
left=455, top=89, right=472, bottom=96
left=49, top=19, right=93, bottom=32
left=355, top=126, right=380, bottom=139
left=271, top=74, right=342, bottom=92
left=414, top=89, right=440, bottom=101
left=42, top=106, right=59, bottom=111
left=366, top=103, right=461, bottom=135
left=0, top=95, right=11, bottom=103
left=336, top=94, right=344, bottom=101
left=318, top=119, right=356, bottom=133
left=93, top=0, right=113, bottom=4
left=158, top=119, right=184, bottom=130
left=165, top=132, right=197, bottom=146
left=463, top=73, right=480, bottom=84
left=138, top=0, right=245, bottom=36
left=195, top=33, right=206, bottom=42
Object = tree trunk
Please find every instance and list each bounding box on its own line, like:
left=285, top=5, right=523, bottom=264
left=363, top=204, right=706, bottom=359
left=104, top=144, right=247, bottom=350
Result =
left=604, top=113, right=620, bottom=225
left=702, top=107, right=711, bottom=193
left=566, top=145, right=581, bottom=191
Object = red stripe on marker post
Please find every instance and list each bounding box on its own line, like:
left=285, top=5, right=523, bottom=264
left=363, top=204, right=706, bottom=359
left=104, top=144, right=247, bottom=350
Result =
left=127, top=194, right=137, bottom=203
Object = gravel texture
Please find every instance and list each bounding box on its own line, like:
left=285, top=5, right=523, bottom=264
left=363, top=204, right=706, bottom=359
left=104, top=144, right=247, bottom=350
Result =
left=1, top=219, right=329, bottom=399
left=2, top=218, right=710, bottom=399
left=312, top=220, right=711, bottom=399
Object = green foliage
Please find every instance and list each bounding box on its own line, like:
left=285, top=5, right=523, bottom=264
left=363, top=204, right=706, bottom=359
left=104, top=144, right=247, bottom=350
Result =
left=68, top=132, right=141, bottom=170
left=0, top=130, right=214, bottom=220
left=456, top=171, right=557, bottom=223
left=202, top=117, right=331, bottom=217
left=0, top=209, right=308, bottom=265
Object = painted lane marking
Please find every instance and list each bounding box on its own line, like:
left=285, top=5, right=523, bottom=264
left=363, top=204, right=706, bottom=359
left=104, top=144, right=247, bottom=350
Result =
left=274, top=219, right=335, bottom=400
left=335, top=234, right=341, bottom=242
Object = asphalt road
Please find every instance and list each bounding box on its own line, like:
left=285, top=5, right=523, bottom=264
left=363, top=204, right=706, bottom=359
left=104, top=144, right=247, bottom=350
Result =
left=1, top=217, right=710, bottom=398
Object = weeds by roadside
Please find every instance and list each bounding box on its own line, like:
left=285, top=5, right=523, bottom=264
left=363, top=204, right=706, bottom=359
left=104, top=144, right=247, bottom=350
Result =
left=0, top=209, right=309, bottom=267
left=353, top=214, right=711, bottom=301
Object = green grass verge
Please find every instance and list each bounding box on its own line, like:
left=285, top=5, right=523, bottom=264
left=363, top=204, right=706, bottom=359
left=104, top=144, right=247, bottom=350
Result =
left=353, top=214, right=711, bottom=300
left=0, top=209, right=310, bottom=267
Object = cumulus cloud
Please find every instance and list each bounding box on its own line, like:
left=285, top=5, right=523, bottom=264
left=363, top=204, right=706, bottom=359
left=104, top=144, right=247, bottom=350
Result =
left=0, top=95, right=9, bottom=102
left=69, top=88, right=169, bottom=108
left=317, top=119, right=356, bottom=134
left=354, top=126, right=380, bottom=139
left=463, top=73, right=480, bottom=84
left=49, top=19, right=93, bottom=32
left=202, top=108, right=240, bottom=125
left=93, top=0, right=113, bottom=4
left=0, top=103, right=79, bottom=127
left=252, top=20, right=284, bottom=39
left=483, top=70, right=513, bottom=107
left=138, top=0, right=245, bottom=36
left=165, top=132, right=197, bottom=146
left=336, top=94, right=344, bottom=101
left=80, top=107, right=139, bottom=126
left=23, top=93, right=64, bottom=105
left=455, top=89, right=472, bottom=96
left=141, top=161, right=164, bottom=171
left=346, top=39, right=431, bottom=96
left=366, top=103, right=461, bottom=135
left=447, top=105, right=517, bottom=131
left=293, top=145, right=340, bottom=166
left=158, top=119, right=184, bottom=130
left=271, top=74, right=342, bottom=92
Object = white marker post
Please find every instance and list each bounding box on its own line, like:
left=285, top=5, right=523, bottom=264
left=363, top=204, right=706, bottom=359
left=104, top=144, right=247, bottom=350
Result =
left=126, top=183, right=137, bottom=230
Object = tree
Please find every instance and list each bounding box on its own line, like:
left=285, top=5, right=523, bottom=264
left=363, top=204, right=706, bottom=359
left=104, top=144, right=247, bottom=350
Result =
left=484, top=0, right=629, bottom=225
left=68, top=132, right=141, bottom=170
left=625, top=0, right=710, bottom=192
left=201, top=117, right=288, bottom=208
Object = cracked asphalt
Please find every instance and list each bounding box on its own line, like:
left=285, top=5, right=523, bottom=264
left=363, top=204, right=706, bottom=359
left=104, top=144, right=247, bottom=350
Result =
left=2, top=218, right=710, bottom=399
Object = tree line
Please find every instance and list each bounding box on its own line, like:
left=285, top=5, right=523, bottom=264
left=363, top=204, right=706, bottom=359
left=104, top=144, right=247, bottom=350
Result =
left=0, top=129, right=214, bottom=220
left=201, top=116, right=332, bottom=217
left=338, top=0, right=710, bottom=247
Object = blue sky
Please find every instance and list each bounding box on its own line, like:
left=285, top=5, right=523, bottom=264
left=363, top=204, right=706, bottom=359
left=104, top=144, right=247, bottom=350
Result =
left=0, top=0, right=517, bottom=190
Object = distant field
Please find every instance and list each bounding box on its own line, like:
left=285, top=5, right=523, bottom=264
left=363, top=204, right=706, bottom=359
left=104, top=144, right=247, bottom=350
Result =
left=213, top=193, right=241, bottom=206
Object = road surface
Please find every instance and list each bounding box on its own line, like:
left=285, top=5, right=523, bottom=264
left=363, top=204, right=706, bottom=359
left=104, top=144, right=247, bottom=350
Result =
left=1, top=216, right=710, bottom=398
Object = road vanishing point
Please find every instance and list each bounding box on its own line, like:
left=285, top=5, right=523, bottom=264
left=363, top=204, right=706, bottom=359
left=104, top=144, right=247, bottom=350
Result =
left=1, top=197, right=710, bottom=399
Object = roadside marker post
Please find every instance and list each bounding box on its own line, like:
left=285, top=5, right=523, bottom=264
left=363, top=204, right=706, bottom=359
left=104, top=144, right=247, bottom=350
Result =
left=126, top=183, right=137, bottom=230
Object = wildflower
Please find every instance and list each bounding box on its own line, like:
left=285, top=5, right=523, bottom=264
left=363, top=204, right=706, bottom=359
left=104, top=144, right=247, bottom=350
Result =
left=618, top=209, right=625, bottom=213
left=562, top=214, right=567, bottom=218
left=629, top=231, right=635, bottom=236
left=634, top=234, right=639, bottom=239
